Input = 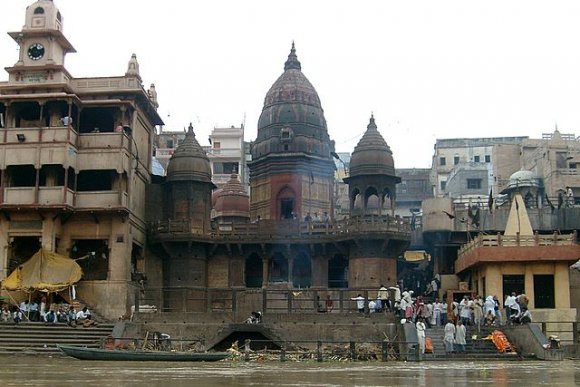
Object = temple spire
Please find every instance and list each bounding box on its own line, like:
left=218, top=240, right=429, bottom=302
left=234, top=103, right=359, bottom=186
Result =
left=367, top=113, right=377, bottom=130
left=284, top=41, right=301, bottom=71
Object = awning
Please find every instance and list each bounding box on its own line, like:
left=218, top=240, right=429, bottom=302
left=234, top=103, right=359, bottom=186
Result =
left=403, top=250, right=431, bottom=262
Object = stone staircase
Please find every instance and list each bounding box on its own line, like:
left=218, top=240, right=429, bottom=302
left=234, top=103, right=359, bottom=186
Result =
left=424, top=324, right=519, bottom=360
left=0, top=322, right=115, bottom=355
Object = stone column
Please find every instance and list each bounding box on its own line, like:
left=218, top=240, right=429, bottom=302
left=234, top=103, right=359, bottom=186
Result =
left=485, top=265, right=502, bottom=299
left=525, top=264, right=535, bottom=309
left=262, top=257, right=269, bottom=288
left=311, top=255, right=328, bottom=288
left=554, top=262, right=571, bottom=309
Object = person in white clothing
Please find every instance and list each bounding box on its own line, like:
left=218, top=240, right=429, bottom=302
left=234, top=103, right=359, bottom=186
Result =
left=351, top=294, right=365, bottom=313
left=455, top=320, right=467, bottom=352
left=444, top=320, right=456, bottom=353
left=416, top=317, right=427, bottom=354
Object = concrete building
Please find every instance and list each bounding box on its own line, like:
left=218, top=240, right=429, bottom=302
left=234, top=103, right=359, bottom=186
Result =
left=431, top=137, right=528, bottom=198
left=207, top=125, right=248, bottom=189
left=0, top=0, right=163, bottom=318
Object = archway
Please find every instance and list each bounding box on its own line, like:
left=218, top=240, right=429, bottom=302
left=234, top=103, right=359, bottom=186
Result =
left=269, top=252, right=288, bottom=283
left=276, top=186, right=296, bottom=220
left=328, top=254, right=348, bottom=288
left=245, top=253, right=262, bottom=288
left=292, top=252, right=311, bottom=288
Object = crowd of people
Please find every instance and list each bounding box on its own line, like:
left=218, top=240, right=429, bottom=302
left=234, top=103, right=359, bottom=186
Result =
left=0, top=296, right=97, bottom=327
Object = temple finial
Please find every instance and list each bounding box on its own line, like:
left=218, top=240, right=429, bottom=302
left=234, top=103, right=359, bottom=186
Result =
left=284, top=42, right=301, bottom=71
left=368, top=113, right=377, bottom=129
left=188, top=122, right=194, bottom=135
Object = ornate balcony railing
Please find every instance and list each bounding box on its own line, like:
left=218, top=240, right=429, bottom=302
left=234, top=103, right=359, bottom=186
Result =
left=150, top=215, right=411, bottom=242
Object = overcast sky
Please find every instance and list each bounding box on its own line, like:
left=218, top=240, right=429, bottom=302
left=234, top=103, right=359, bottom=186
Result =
left=3, top=0, right=580, bottom=168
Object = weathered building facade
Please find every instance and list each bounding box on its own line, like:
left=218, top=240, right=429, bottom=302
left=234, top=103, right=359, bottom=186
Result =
left=146, top=46, right=411, bottom=314
left=0, top=0, right=163, bottom=319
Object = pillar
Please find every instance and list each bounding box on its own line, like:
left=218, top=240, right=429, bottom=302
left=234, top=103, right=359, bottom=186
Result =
left=484, top=265, right=502, bottom=299
left=554, top=262, right=571, bottom=309
left=525, top=264, right=535, bottom=309
left=262, top=257, right=269, bottom=288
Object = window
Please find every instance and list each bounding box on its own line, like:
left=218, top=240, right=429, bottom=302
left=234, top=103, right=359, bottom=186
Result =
left=166, top=139, right=174, bottom=148
left=440, top=181, right=447, bottom=191
left=213, top=162, right=238, bottom=174
left=503, top=275, right=524, bottom=297
left=33, top=7, right=45, bottom=14
left=485, top=155, right=491, bottom=163
left=213, top=142, right=221, bottom=149
left=473, top=156, right=480, bottom=163
left=467, top=178, right=482, bottom=189
left=534, top=275, right=555, bottom=308
left=454, top=156, right=460, bottom=165
left=439, top=157, right=446, bottom=166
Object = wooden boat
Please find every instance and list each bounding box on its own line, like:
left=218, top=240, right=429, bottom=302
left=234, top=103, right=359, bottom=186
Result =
left=57, top=344, right=231, bottom=362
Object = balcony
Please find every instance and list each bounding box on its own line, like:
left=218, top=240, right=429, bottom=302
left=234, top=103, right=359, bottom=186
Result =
left=3, top=187, right=35, bottom=205
left=455, top=232, right=579, bottom=273
left=77, top=132, right=130, bottom=150
left=3, top=126, right=77, bottom=145
left=3, top=187, right=74, bottom=206
left=75, top=191, right=128, bottom=209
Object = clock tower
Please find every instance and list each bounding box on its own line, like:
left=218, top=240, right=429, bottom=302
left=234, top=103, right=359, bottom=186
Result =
left=5, top=0, right=75, bottom=85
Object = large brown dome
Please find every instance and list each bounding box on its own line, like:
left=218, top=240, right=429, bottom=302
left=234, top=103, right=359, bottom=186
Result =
left=251, top=43, right=333, bottom=160
left=212, top=174, right=250, bottom=219
left=349, top=115, right=396, bottom=177
left=166, top=123, right=212, bottom=183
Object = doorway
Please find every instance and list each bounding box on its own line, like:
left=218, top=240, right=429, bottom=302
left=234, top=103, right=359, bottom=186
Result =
left=281, top=198, right=294, bottom=219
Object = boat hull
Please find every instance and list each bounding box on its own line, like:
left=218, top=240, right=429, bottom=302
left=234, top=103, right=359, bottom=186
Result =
left=57, top=345, right=230, bottom=361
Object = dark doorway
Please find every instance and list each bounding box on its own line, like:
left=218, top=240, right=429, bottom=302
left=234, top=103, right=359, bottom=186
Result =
left=328, top=255, right=348, bottom=288
left=534, top=274, right=555, bottom=309
left=502, top=275, right=525, bottom=299
left=292, top=252, right=311, bottom=288
left=70, top=239, right=109, bottom=280
left=281, top=198, right=294, bottom=219
left=245, top=253, right=263, bottom=288
left=8, top=236, right=41, bottom=274
left=269, top=252, right=288, bottom=283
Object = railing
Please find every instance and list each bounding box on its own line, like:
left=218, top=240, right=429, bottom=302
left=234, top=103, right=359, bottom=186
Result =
left=75, top=191, right=128, bottom=209
left=2, top=126, right=77, bottom=144
left=135, top=287, right=398, bottom=315
left=150, top=215, right=411, bottom=241
left=538, top=321, right=579, bottom=347
left=235, top=338, right=413, bottom=362
left=458, top=231, right=577, bottom=256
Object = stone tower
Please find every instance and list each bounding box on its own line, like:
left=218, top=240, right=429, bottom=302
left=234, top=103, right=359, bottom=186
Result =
left=249, top=43, right=336, bottom=221
left=343, top=115, right=402, bottom=287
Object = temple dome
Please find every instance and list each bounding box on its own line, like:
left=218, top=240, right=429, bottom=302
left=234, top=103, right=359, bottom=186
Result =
left=348, top=115, right=396, bottom=177
left=212, top=174, right=250, bottom=219
left=252, top=43, right=333, bottom=159
left=166, top=123, right=212, bottom=183
left=503, top=169, right=540, bottom=192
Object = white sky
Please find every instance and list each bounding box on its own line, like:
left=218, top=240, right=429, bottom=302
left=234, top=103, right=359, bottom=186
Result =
left=3, top=0, right=580, bottom=168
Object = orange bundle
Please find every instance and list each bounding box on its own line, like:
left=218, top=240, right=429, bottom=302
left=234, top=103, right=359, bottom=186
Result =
left=490, top=330, right=516, bottom=353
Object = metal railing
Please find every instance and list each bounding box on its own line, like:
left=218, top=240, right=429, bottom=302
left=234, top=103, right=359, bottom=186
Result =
left=135, top=287, right=399, bottom=316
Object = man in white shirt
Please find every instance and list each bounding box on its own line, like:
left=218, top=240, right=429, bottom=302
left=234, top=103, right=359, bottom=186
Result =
left=504, top=292, right=517, bottom=321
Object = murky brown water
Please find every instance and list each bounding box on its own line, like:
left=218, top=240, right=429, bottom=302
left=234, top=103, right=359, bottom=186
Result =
left=0, top=356, right=578, bottom=386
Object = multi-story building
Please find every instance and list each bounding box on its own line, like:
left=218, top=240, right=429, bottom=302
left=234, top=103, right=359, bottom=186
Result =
left=0, top=0, right=162, bottom=319
left=207, top=125, right=248, bottom=189
left=431, top=137, right=528, bottom=198
left=154, top=128, right=186, bottom=172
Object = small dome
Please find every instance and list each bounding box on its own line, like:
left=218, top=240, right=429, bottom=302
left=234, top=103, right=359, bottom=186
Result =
left=349, top=115, right=396, bottom=177
left=503, top=169, right=540, bottom=192
left=213, top=174, right=250, bottom=218
left=166, top=123, right=212, bottom=183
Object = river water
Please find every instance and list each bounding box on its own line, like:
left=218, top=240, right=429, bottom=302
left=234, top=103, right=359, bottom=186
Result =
left=0, top=356, right=578, bottom=386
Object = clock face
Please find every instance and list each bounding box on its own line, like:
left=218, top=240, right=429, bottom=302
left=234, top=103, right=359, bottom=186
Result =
left=27, top=43, right=45, bottom=61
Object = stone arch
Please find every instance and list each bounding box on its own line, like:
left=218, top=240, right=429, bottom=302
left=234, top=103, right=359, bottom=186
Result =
left=292, top=252, right=311, bottom=288
left=351, top=187, right=363, bottom=210
left=34, top=7, right=45, bottom=15
left=269, top=252, right=288, bottom=283
left=365, top=186, right=380, bottom=214
left=245, top=253, right=262, bottom=288
left=381, top=187, right=394, bottom=211
left=328, top=254, right=348, bottom=288
left=276, top=185, right=296, bottom=220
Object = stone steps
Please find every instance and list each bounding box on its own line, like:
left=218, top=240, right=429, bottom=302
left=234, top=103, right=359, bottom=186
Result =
left=423, top=325, right=513, bottom=359
left=0, top=322, right=114, bottom=354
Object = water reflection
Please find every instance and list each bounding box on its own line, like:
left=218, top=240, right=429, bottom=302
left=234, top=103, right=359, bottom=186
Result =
left=0, top=356, right=578, bottom=387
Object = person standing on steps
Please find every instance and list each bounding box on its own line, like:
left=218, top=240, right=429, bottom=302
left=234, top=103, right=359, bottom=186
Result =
left=455, top=320, right=467, bottom=352
left=416, top=317, right=427, bottom=355
left=444, top=319, right=456, bottom=354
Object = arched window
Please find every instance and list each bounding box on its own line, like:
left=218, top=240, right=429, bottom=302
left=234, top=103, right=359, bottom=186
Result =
left=328, top=255, right=348, bottom=288
left=34, top=7, right=45, bottom=15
